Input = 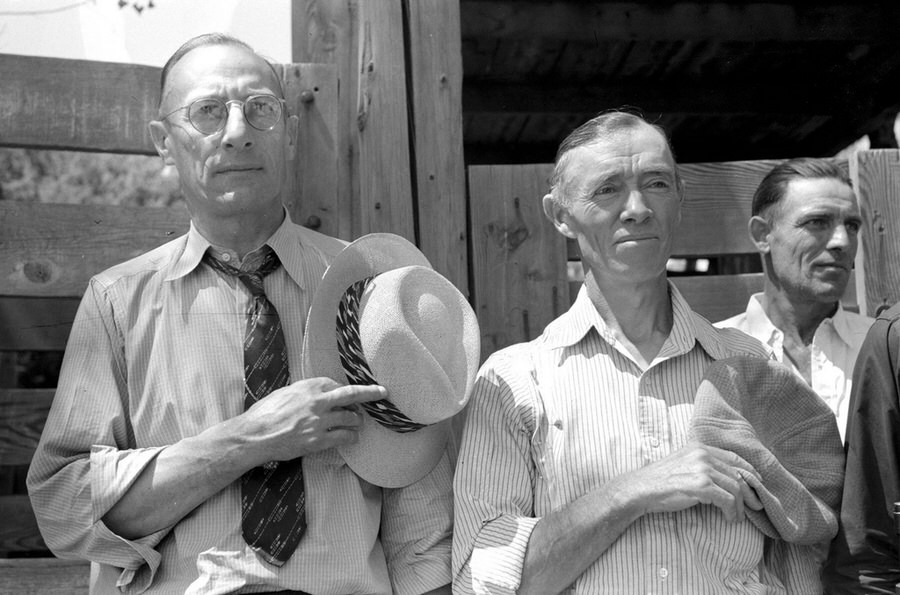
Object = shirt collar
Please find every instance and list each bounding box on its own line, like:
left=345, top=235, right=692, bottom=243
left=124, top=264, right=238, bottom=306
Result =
left=541, top=279, right=731, bottom=361
left=164, top=208, right=311, bottom=289
left=744, top=292, right=855, bottom=348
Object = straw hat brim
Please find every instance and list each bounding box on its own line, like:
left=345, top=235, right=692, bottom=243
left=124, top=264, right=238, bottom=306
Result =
left=302, top=233, right=451, bottom=487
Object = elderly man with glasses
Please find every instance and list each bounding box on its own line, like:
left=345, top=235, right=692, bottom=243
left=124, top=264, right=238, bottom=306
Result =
left=27, top=33, right=454, bottom=595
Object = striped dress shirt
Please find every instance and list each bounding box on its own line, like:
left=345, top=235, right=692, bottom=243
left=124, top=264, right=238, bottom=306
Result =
left=27, top=214, right=453, bottom=595
left=452, top=283, right=824, bottom=594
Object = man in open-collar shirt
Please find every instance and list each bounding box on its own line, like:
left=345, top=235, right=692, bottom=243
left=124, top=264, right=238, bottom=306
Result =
left=716, top=158, right=873, bottom=441
left=452, top=112, right=828, bottom=594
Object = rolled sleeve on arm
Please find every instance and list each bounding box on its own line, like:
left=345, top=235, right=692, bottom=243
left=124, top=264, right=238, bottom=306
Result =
left=453, top=352, right=542, bottom=595
left=27, top=280, right=167, bottom=591
left=381, top=449, right=455, bottom=595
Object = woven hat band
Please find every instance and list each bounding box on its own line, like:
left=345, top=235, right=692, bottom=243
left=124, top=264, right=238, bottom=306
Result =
left=336, top=277, right=427, bottom=433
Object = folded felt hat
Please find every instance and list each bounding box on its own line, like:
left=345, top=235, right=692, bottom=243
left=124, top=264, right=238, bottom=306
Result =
left=690, top=356, right=845, bottom=544
left=302, top=233, right=480, bottom=487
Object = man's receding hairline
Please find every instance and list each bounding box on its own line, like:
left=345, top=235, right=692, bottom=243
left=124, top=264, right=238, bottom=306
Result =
left=158, top=37, right=284, bottom=114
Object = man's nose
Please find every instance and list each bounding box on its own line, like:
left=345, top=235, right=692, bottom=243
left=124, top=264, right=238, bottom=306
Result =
left=828, top=223, right=856, bottom=252
left=621, top=188, right=652, bottom=223
left=221, top=102, right=253, bottom=149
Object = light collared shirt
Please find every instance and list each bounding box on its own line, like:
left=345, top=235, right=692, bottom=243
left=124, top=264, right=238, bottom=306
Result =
left=452, top=282, right=824, bottom=594
left=27, top=214, right=453, bottom=595
left=715, top=293, right=874, bottom=441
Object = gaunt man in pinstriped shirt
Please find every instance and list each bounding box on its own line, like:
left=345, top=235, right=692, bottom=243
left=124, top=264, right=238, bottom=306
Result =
left=26, top=34, right=453, bottom=595
left=452, top=111, right=826, bottom=594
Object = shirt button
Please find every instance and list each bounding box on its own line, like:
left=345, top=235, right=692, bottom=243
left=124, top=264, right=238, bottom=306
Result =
left=649, top=436, right=660, bottom=447
left=222, top=252, right=232, bottom=262
left=659, top=567, right=668, bottom=579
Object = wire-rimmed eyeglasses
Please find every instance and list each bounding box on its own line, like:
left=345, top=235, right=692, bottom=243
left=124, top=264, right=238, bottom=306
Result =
left=161, top=94, right=286, bottom=135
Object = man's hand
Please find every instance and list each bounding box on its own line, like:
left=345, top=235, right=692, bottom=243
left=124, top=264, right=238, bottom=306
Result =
left=619, top=441, right=764, bottom=523
left=240, top=377, right=386, bottom=464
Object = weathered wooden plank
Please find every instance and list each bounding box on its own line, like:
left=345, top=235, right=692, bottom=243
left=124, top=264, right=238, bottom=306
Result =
left=460, top=2, right=900, bottom=43
left=0, top=494, right=46, bottom=553
left=355, top=0, right=416, bottom=241
left=0, top=558, right=90, bottom=594
left=0, top=202, right=189, bottom=298
left=0, top=297, right=79, bottom=351
left=851, top=149, right=900, bottom=317
left=0, top=55, right=159, bottom=154
left=280, top=63, right=341, bottom=238
left=293, top=0, right=360, bottom=241
left=0, top=389, right=54, bottom=466
left=670, top=274, right=764, bottom=322
left=405, top=0, right=469, bottom=295
left=468, top=165, right=568, bottom=359
left=0, top=558, right=89, bottom=595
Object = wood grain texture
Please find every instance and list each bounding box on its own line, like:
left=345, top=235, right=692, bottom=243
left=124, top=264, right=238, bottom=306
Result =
left=0, top=297, right=79, bottom=351
left=0, top=558, right=89, bottom=594
left=293, top=0, right=360, bottom=241
left=355, top=0, right=415, bottom=241
left=0, top=389, right=54, bottom=466
left=850, top=149, right=900, bottom=317
left=0, top=55, right=159, bottom=154
left=0, top=494, right=46, bottom=553
left=280, top=63, right=341, bottom=238
left=405, top=0, right=469, bottom=294
left=0, top=202, right=189, bottom=298
left=468, top=165, right=568, bottom=359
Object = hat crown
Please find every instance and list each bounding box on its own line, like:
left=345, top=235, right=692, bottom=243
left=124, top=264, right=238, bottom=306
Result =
left=357, top=266, right=477, bottom=423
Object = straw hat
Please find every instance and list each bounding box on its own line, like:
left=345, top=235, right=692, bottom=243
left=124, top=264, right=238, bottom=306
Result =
left=690, top=356, right=845, bottom=544
left=302, top=233, right=480, bottom=487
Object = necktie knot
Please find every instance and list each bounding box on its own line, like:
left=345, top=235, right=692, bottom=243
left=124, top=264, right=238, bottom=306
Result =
left=204, top=246, right=282, bottom=298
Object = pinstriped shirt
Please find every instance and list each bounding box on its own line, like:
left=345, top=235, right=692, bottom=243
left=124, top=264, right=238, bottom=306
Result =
left=27, top=215, right=453, bottom=595
left=452, top=283, right=824, bottom=594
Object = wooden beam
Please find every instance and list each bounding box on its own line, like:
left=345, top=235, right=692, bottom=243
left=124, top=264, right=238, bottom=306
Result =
left=404, top=0, right=469, bottom=294
left=461, top=1, right=900, bottom=43
left=279, top=63, right=341, bottom=238
left=0, top=202, right=189, bottom=298
left=0, top=55, right=159, bottom=154
left=0, top=297, right=79, bottom=351
left=292, top=0, right=360, bottom=241
left=462, top=80, right=871, bottom=117
left=355, top=0, right=416, bottom=241
left=0, top=558, right=90, bottom=595
left=850, top=149, right=900, bottom=317
left=0, top=389, right=55, bottom=466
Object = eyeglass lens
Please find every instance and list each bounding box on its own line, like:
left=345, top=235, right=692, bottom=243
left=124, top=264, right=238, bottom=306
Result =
left=188, top=95, right=282, bottom=134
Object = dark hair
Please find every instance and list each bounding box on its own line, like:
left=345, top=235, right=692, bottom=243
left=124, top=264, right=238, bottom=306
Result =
left=752, top=157, right=852, bottom=217
left=158, top=33, right=285, bottom=112
left=549, top=109, right=680, bottom=202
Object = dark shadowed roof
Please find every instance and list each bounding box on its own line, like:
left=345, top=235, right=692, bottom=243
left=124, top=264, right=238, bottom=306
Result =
left=460, top=1, right=900, bottom=164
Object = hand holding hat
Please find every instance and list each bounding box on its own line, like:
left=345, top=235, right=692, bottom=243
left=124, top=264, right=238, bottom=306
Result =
left=302, top=233, right=480, bottom=487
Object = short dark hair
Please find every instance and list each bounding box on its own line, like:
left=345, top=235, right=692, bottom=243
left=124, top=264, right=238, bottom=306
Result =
left=752, top=157, right=852, bottom=217
left=549, top=109, right=680, bottom=202
left=158, top=33, right=285, bottom=112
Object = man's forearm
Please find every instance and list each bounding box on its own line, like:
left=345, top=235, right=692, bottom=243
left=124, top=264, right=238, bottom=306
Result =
left=518, top=479, right=641, bottom=595
left=102, top=415, right=261, bottom=538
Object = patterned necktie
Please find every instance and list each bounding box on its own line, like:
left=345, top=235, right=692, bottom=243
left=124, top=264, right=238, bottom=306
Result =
left=203, top=247, right=306, bottom=566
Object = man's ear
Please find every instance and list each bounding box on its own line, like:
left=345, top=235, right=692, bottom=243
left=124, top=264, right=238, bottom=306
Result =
left=748, top=215, right=771, bottom=253
left=148, top=120, right=174, bottom=165
left=285, top=115, right=299, bottom=160
left=543, top=194, right=577, bottom=239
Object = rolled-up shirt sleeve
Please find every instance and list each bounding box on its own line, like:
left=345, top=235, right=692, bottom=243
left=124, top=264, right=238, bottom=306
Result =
left=26, top=279, right=170, bottom=592
left=452, top=353, right=541, bottom=595
left=380, top=448, right=455, bottom=595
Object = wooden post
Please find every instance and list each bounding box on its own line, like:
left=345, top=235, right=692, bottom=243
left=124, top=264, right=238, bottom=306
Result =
left=280, top=63, right=340, bottom=237
left=851, top=149, right=900, bottom=316
left=404, top=0, right=469, bottom=295
left=292, top=0, right=359, bottom=241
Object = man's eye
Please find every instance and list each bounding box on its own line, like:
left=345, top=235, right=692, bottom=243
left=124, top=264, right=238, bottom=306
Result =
left=648, top=180, right=671, bottom=189
left=846, top=220, right=861, bottom=233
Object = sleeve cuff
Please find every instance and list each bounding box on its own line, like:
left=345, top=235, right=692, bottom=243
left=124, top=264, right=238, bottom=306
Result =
left=468, top=515, right=540, bottom=594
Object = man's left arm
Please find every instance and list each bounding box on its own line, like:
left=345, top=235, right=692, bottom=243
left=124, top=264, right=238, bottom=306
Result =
left=380, top=449, right=454, bottom=595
